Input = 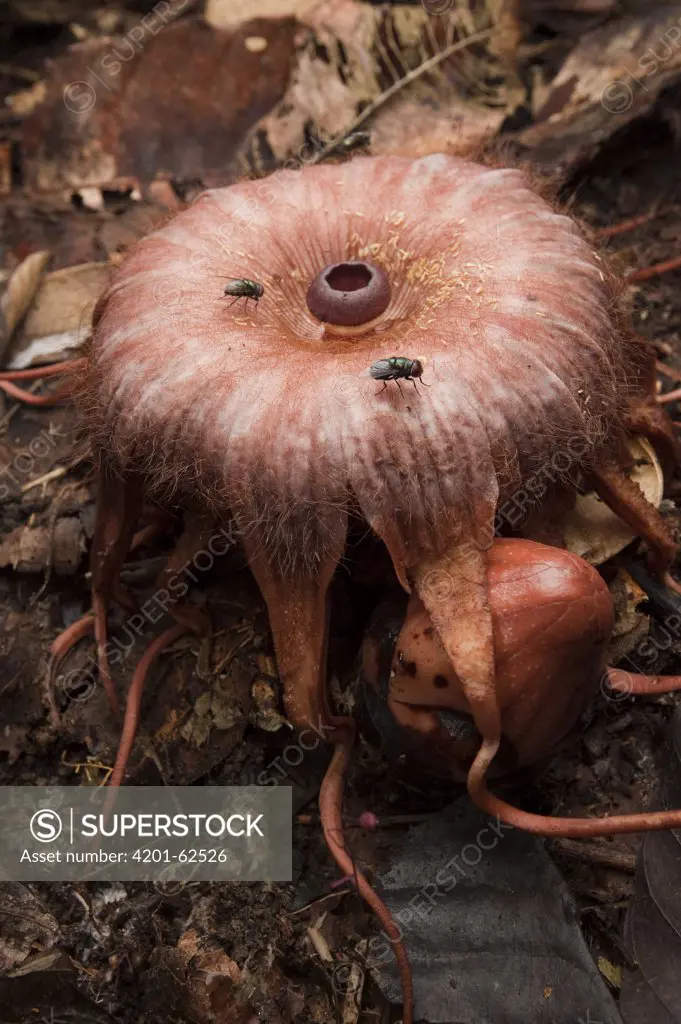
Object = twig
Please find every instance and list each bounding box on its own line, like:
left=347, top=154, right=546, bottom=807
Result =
left=658, top=387, right=681, bottom=405
left=548, top=838, right=636, bottom=873
left=0, top=908, right=55, bottom=931
left=288, top=889, right=351, bottom=917
left=21, top=465, right=67, bottom=494
left=307, top=913, right=334, bottom=962
left=342, top=944, right=366, bottom=1024
left=310, top=26, right=494, bottom=164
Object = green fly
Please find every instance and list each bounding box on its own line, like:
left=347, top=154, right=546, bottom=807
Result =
left=369, top=357, right=429, bottom=397
left=223, top=278, right=264, bottom=310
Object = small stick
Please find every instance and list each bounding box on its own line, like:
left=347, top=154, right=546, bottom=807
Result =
left=341, top=955, right=365, bottom=1024
left=307, top=916, right=334, bottom=963
left=21, top=465, right=67, bottom=494
left=310, top=27, right=493, bottom=165
left=548, top=838, right=636, bottom=873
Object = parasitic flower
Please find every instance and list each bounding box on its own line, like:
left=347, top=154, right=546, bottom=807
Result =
left=86, top=153, right=649, bottom=741
left=81, top=154, right=681, bottom=1024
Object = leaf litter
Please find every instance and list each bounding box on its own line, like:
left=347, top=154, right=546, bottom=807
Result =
left=1, top=1, right=681, bottom=1022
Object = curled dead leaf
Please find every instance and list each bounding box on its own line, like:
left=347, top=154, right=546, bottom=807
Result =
left=0, top=251, right=50, bottom=361
left=0, top=883, right=59, bottom=974
left=0, top=517, right=86, bottom=575
left=5, top=261, right=113, bottom=370
left=245, top=0, right=521, bottom=172
left=564, top=435, right=663, bottom=565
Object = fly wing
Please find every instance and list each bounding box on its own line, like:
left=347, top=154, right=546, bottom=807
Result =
left=369, top=359, right=394, bottom=380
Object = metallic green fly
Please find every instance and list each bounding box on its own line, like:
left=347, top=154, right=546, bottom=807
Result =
left=369, top=357, right=429, bottom=397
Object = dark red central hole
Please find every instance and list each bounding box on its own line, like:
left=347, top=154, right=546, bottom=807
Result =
left=306, top=260, right=391, bottom=326
left=325, top=263, right=373, bottom=292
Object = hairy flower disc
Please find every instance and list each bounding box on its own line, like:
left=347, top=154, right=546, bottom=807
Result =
left=88, top=154, right=636, bottom=574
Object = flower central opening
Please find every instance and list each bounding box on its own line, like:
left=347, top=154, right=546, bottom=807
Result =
left=306, top=260, right=391, bottom=327
left=326, top=263, right=372, bottom=292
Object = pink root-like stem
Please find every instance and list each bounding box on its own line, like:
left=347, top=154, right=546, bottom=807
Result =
left=319, top=727, right=414, bottom=1024
left=0, top=380, right=75, bottom=405
left=130, top=508, right=175, bottom=552
left=46, top=613, right=95, bottom=722
left=467, top=736, right=681, bottom=836
left=0, top=358, right=86, bottom=380
left=661, top=571, right=681, bottom=597
left=594, top=211, right=658, bottom=240
left=108, top=623, right=187, bottom=788
left=329, top=874, right=354, bottom=890
left=627, top=254, right=681, bottom=283
left=48, top=613, right=95, bottom=673
left=589, top=459, right=678, bottom=583
left=656, top=360, right=681, bottom=382
left=105, top=513, right=214, bottom=788
left=657, top=387, right=681, bottom=405
left=607, top=667, right=681, bottom=695
left=0, top=358, right=86, bottom=405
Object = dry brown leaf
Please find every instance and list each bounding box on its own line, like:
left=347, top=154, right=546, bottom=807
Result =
left=245, top=1, right=520, bottom=172
left=514, top=4, right=681, bottom=174
left=21, top=18, right=300, bottom=192
left=0, top=250, right=50, bottom=360
left=173, top=930, right=256, bottom=1024
left=607, top=569, right=650, bottom=668
left=563, top=435, right=663, bottom=565
left=0, top=517, right=86, bottom=575
left=369, top=95, right=505, bottom=158
left=5, top=260, right=113, bottom=369
left=0, top=884, right=59, bottom=974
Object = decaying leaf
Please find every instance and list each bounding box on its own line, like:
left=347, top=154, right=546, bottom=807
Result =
left=244, top=0, right=522, bottom=172
left=376, top=799, right=623, bottom=1022
left=563, top=435, right=664, bottom=565
left=0, top=250, right=50, bottom=361
left=513, top=3, right=681, bottom=175
left=20, top=17, right=300, bottom=192
left=0, top=516, right=86, bottom=575
left=0, top=884, right=59, bottom=973
left=598, top=955, right=622, bottom=989
left=607, top=569, right=651, bottom=667
left=5, top=260, right=112, bottom=369
left=175, top=929, right=256, bottom=1024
